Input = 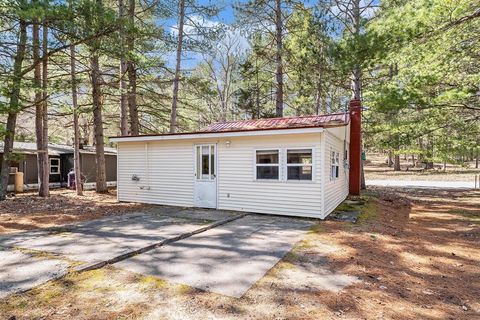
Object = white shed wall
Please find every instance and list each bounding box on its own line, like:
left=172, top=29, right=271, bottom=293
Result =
left=323, top=129, right=349, bottom=216
left=116, top=130, right=350, bottom=219
left=216, top=133, right=323, bottom=218
left=117, top=140, right=195, bottom=206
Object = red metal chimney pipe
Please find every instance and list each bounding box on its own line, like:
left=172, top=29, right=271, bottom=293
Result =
left=349, top=99, right=362, bottom=195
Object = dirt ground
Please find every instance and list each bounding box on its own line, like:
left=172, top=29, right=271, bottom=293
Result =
left=365, top=153, right=480, bottom=182
left=0, top=187, right=479, bottom=320
left=0, top=189, right=151, bottom=234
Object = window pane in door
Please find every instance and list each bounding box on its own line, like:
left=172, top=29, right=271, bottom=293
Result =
left=256, top=150, right=278, bottom=164
left=201, top=146, right=210, bottom=179
left=210, top=145, right=215, bottom=177
left=196, top=146, right=201, bottom=179
left=202, top=154, right=209, bottom=177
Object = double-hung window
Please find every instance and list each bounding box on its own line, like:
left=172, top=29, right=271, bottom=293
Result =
left=286, top=149, right=313, bottom=181
left=255, top=148, right=314, bottom=181
left=255, top=150, right=279, bottom=180
left=331, top=150, right=339, bottom=180
left=50, top=158, right=60, bottom=175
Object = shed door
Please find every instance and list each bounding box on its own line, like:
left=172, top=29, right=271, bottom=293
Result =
left=194, top=144, right=217, bottom=208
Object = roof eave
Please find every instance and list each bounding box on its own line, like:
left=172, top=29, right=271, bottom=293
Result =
left=110, top=126, right=327, bottom=143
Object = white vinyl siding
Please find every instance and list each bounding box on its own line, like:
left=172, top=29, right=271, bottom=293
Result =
left=217, top=133, right=322, bottom=218
left=115, top=130, right=350, bottom=219
left=117, top=140, right=195, bottom=207
left=323, top=130, right=349, bottom=216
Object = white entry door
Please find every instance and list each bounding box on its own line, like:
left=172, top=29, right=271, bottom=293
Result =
left=194, top=144, right=217, bottom=208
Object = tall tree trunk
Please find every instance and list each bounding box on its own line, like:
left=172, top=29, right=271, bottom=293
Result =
left=33, top=14, right=48, bottom=197
left=394, top=154, right=401, bottom=171
left=170, top=0, right=185, bottom=133
left=315, top=45, right=324, bottom=115
left=476, top=146, right=479, bottom=169
left=41, top=16, right=50, bottom=197
left=349, top=0, right=365, bottom=189
left=255, top=57, right=260, bottom=119
left=350, top=0, right=362, bottom=100
left=127, top=0, right=139, bottom=135
left=425, top=135, right=434, bottom=169
left=360, top=159, right=366, bottom=189
left=71, top=46, right=83, bottom=196
left=387, top=150, right=393, bottom=167
left=274, top=0, right=284, bottom=117
left=417, top=137, right=424, bottom=165
left=0, top=18, right=27, bottom=200
left=91, top=54, right=107, bottom=193
left=119, top=0, right=128, bottom=135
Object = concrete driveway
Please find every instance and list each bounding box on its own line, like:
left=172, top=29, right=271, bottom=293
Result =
left=0, top=207, right=314, bottom=298
left=116, top=214, right=314, bottom=297
left=0, top=208, right=237, bottom=264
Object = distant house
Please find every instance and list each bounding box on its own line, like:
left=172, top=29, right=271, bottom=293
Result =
left=110, top=105, right=362, bottom=219
left=0, top=142, right=117, bottom=191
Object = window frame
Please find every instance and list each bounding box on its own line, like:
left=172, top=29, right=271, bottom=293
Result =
left=253, top=147, right=316, bottom=183
left=254, top=148, right=281, bottom=181
left=50, top=157, right=61, bottom=175
left=330, top=149, right=340, bottom=181
left=285, top=148, right=314, bottom=182
left=195, top=144, right=216, bottom=181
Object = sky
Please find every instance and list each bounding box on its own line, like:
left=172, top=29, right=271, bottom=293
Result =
left=165, top=0, right=378, bottom=69
left=164, top=0, right=241, bottom=69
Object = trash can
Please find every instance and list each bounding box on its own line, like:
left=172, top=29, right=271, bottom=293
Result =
left=14, top=171, right=24, bottom=193
left=68, top=170, right=76, bottom=189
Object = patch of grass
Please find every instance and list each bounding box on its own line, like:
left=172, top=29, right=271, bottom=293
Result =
left=176, top=284, right=196, bottom=295
left=268, top=260, right=296, bottom=278
left=74, top=268, right=109, bottom=292
left=32, top=284, right=64, bottom=304
left=282, top=251, right=300, bottom=264
left=16, top=300, right=28, bottom=309
left=447, top=209, right=480, bottom=220
left=309, top=223, right=325, bottom=234
left=13, top=247, right=62, bottom=261
left=138, top=275, right=168, bottom=289
left=356, top=198, right=380, bottom=225
left=335, top=203, right=360, bottom=212
left=296, top=239, right=316, bottom=250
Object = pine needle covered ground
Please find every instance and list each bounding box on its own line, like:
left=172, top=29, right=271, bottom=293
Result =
left=1, top=187, right=478, bottom=319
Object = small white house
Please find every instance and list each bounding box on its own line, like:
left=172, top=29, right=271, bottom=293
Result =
left=110, top=112, right=353, bottom=219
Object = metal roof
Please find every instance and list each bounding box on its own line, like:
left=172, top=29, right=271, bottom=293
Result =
left=109, top=112, right=349, bottom=141
left=199, top=113, right=349, bottom=133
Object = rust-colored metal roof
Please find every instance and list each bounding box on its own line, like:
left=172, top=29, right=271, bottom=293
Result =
left=199, top=113, right=349, bottom=133
left=110, top=113, right=349, bottom=140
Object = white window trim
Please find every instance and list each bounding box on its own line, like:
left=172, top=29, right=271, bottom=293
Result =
left=253, top=147, right=316, bottom=183
left=285, top=147, right=314, bottom=182
left=50, top=158, right=61, bottom=175
left=253, top=148, right=281, bottom=181
left=330, top=149, right=340, bottom=181
left=195, top=144, right=216, bottom=181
